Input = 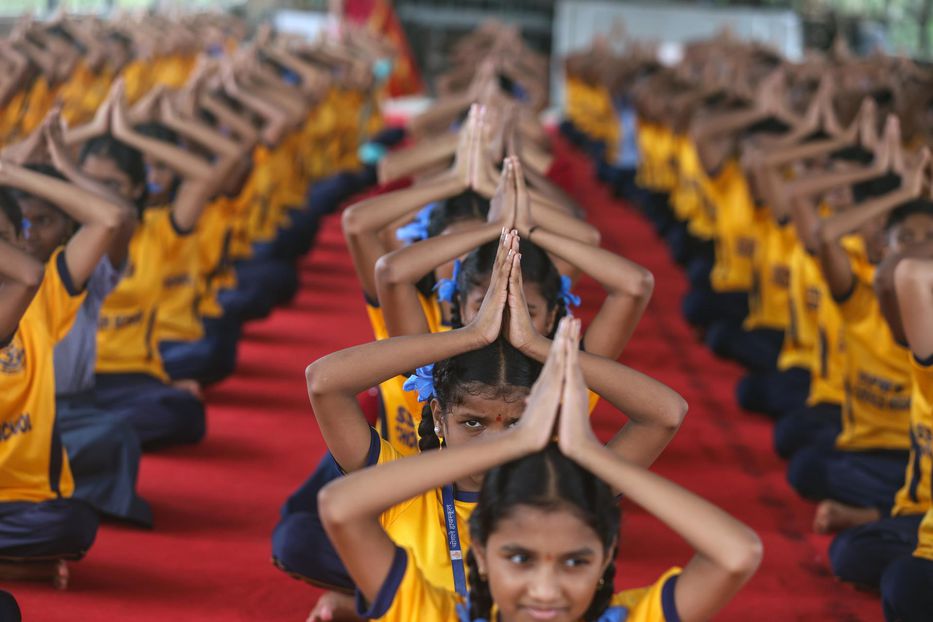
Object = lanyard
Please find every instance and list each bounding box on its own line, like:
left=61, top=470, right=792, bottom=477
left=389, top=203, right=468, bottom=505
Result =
left=442, top=485, right=468, bottom=597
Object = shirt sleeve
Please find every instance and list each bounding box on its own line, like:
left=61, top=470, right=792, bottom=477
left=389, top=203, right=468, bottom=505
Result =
left=833, top=274, right=875, bottom=326
left=87, top=255, right=124, bottom=302
left=355, top=546, right=461, bottom=621
left=40, top=248, right=88, bottom=343
left=610, top=567, right=683, bottom=622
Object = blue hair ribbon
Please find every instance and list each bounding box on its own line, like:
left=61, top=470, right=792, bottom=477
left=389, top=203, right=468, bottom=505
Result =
left=21, top=217, right=31, bottom=240
left=358, top=141, right=388, bottom=165
left=395, top=203, right=436, bottom=244
left=434, top=258, right=461, bottom=303
left=559, top=275, right=581, bottom=314
left=403, top=364, right=435, bottom=402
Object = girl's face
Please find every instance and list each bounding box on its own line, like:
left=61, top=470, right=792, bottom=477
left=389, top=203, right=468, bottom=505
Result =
left=143, top=155, right=176, bottom=207
left=432, top=389, right=528, bottom=491
left=81, top=154, right=143, bottom=205
left=474, top=505, right=611, bottom=622
left=21, top=198, right=73, bottom=263
left=887, top=213, right=933, bottom=256
left=461, top=276, right=557, bottom=335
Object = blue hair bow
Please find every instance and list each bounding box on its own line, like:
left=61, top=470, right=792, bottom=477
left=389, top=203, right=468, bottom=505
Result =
left=559, top=275, right=581, bottom=315
left=396, top=203, right=436, bottom=244
left=434, top=259, right=461, bottom=303
left=21, top=217, right=31, bottom=240
left=403, top=364, right=435, bottom=402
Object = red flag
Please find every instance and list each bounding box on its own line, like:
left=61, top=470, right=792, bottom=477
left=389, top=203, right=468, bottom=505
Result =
left=343, top=0, right=424, bottom=96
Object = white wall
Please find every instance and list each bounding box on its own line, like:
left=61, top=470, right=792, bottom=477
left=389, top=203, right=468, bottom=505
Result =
left=551, top=1, right=803, bottom=108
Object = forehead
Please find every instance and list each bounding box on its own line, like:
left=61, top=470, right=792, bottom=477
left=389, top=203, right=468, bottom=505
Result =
left=488, top=506, right=604, bottom=553
left=451, top=390, right=528, bottom=416
left=81, top=154, right=131, bottom=183
left=19, top=196, right=62, bottom=217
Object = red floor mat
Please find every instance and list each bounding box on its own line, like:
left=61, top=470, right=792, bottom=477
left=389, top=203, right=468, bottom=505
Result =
left=8, top=137, right=884, bottom=621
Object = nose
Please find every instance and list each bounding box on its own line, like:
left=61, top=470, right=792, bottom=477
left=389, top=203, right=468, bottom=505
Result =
left=526, top=563, right=561, bottom=602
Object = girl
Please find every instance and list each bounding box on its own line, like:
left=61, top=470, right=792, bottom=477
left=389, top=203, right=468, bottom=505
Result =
left=0, top=162, right=115, bottom=585
left=376, top=158, right=652, bottom=360
left=2, top=122, right=151, bottom=527
left=277, top=234, right=685, bottom=619
left=79, top=81, right=217, bottom=449
left=319, top=317, right=761, bottom=622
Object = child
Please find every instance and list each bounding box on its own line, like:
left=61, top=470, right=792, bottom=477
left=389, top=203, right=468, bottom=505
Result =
left=0, top=185, right=102, bottom=587
left=318, top=317, right=761, bottom=622
left=276, top=235, right=685, bottom=619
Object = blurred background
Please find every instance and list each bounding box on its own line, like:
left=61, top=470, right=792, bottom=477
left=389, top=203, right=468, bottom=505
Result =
left=3, top=0, right=932, bottom=90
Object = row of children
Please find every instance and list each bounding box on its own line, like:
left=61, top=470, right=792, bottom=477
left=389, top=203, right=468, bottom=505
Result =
left=0, top=9, right=399, bottom=615
left=562, top=31, right=933, bottom=622
left=271, top=22, right=764, bottom=622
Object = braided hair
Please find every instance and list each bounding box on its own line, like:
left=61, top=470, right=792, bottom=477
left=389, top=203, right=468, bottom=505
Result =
left=467, top=444, right=620, bottom=621
left=414, top=190, right=490, bottom=299
left=416, top=336, right=542, bottom=452
left=451, top=237, right=566, bottom=336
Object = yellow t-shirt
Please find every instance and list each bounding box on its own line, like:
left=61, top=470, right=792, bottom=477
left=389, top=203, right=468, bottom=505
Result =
left=358, top=547, right=682, bottom=622
left=0, top=249, right=84, bottom=502
left=834, top=275, right=912, bottom=451
left=915, top=507, right=933, bottom=561
left=97, top=208, right=192, bottom=381
left=153, top=206, right=204, bottom=344
left=892, top=355, right=933, bottom=516
left=709, top=161, right=756, bottom=293
left=777, top=242, right=817, bottom=372
left=743, top=215, right=793, bottom=332
left=195, top=196, right=238, bottom=320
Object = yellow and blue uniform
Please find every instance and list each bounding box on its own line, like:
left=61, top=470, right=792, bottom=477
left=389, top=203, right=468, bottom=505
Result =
left=786, top=266, right=912, bottom=514
left=94, top=208, right=205, bottom=449
left=357, top=548, right=682, bottom=622
left=0, top=249, right=99, bottom=560
left=892, top=355, right=933, bottom=517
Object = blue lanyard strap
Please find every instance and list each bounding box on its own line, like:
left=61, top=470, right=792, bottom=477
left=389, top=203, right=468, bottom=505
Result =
left=442, top=485, right=469, bottom=597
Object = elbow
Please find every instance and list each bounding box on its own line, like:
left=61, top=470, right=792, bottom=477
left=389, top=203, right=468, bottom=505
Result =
left=634, top=269, right=655, bottom=300
left=669, top=395, right=689, bottom=430
left=305, top=361, right=329, bottom=400
left=721, top=529, right=764, bottom=580
left=23, top=262, right=45, bottom=290
left=585, top=225, right=602, bottom=247
left=341, top=204, right=364, bottom=237
left=317, top=481, right=349, bottom=534
left=374, top=254, right=402, bottom=287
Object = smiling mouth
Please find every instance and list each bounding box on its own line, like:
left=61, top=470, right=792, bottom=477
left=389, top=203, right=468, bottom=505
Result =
left=521, top=606, right=566, bottom=621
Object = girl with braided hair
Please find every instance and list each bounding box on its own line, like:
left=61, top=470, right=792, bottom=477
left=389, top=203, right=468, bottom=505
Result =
left=277, top=233, right=685, bottom=621
left=319, top=317, right=761, bottom=622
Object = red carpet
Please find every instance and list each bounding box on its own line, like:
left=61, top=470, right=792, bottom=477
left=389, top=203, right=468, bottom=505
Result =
left=9, top=136, right=883, bottom=621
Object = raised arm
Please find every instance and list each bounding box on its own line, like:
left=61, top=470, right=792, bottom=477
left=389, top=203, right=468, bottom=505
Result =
left=0, top=237, right=44, bottom=342
left=318, top=317, right=568, bottom=606
left=895, top=254, right=933, bottom=360
left=308, top=236, right=512, bottom=472
left=0, top=159, right=124, bottom=290
left=557, top=328, right=762, bottom=622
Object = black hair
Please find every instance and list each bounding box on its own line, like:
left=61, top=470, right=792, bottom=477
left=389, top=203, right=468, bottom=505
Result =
left=0, top=188, right=23, bottom=236
left=134, top=122, right=183, bottom=202
left=743, top=116, right=792, bottom=137
left=885, top=198, right=933, bottom=232
left=416, top=337, right=542, bottom=452
left=9, top=163, right=70, bottom=220
left=852, top=172, right=902, bottom=203
left=449, top=237, right=565, bottom=334
left=413, top=191, right=490, bottom=298
left=79, top=134, right=148, bottom=212
left=829, top=144, right=875, bottom=165
left=466, top=444, right=620, bottom=621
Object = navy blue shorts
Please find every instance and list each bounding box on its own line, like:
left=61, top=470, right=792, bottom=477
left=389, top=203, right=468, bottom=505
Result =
left=0, top=498, right=98, bottom=561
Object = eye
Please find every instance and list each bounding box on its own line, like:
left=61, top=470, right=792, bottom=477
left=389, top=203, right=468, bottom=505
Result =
left=462, top=419, right=484, bottom=431
left=507, top=552, right=531, bottom=565
left=506, top=419, right=519, bottom=428
left=563, top=557, right=591, bottom=569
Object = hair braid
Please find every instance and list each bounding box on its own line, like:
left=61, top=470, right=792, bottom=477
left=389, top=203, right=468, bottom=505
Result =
left=466, top=549, right=493, bottom=621
left=417, top=403, right=441, bottom=452
left=583, top=552, right=617, bottom=621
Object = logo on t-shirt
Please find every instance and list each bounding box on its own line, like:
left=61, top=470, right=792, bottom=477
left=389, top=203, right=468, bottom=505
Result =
left=0, top=335, right=25, bottom=374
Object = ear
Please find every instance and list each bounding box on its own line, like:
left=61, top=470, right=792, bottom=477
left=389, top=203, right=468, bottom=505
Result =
left=546, top=305, right=559, bottom=334
left=601, top=538, right=618, bottom=575
left=430, top=398, right=445, bottom=434
left=472, top=542, right=488, bottom=577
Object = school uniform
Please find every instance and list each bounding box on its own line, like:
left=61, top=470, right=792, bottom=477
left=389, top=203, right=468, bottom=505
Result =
left=832, top=352, right=932, bottom=591
left=0, top=590, right=19, bottom=622
left=358, top=550, right=682, bottom=622
left=54, top=256, right=152, bottom=527
left=95, top=208, right=206, bottom=449
left=273, top=428, right=478, bottom=594
left=0, top=249, right=99, bottom=560
left=787, top=271, right=912, bottom=515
